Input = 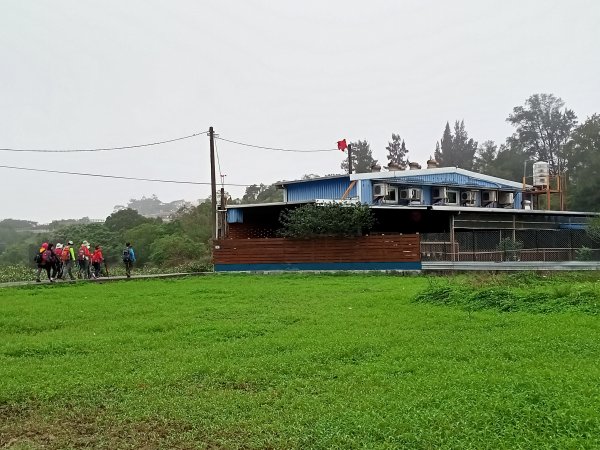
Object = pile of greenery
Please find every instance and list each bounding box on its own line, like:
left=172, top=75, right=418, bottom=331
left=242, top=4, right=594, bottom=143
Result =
left=414, top=272, right=600, bottom=315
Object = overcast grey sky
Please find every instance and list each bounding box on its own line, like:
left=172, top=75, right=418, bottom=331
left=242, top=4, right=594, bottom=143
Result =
left=1, top=0, right=599, bottom=222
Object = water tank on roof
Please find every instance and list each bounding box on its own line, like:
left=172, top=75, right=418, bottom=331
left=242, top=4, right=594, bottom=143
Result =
left=532, top=161, right=549, bottom=187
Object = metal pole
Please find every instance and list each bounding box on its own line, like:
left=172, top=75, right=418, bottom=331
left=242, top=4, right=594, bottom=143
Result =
left=450, top=214, right=455, bottom=262
left=220, top=186, right=226, bottom=239
left=347, top=143, right=353, bottom=175
left=209, top=127, right=217, bottom=240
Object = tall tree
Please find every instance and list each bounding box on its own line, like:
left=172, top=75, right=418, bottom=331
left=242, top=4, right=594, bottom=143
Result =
left=434, top=141, right=442, bottom=163
left=437, top=122, right=453, bottom=166
left=385, top=133, right=409, bottom=166
left=485, top=144, right=525, bottom=182
left=241, top=184, right=283, bottom=204
left=506, top=93, right=577, bottom=174
left=565, top=114, right=600, bottom=211
left=104, top=208, right=155, bottom=232
left=451, top=120, right=477, bottom=170
left=473, top=140, right=498, bottom=173
left=436, top=120, right=477, bottom=169
left=340, top=140, right=376, bottom=174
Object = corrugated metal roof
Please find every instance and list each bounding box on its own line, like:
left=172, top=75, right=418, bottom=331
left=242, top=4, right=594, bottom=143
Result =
left=350, top=167, right=526, bottom=189
left=274, top=174, right=348, bottom=187
left=286, top=177, right=357, bottom=202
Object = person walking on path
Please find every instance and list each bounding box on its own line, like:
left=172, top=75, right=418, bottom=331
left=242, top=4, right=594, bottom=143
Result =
left=91, top=245, right=104, bottom=279
left=77, top=240, right=92, bottom=279
left=61, top=240, right=76, bottom=280
left=53, top=243, right=63, bottom=279
left=35, top=242, right=55, bottom=283
left=123, top=242, right=136, bottom=278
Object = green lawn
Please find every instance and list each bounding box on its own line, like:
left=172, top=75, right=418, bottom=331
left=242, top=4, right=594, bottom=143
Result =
left=1, top=274, right=599, bottom=449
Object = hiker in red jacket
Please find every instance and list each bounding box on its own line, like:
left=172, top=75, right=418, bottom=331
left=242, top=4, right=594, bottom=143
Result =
left=53, top=243, right=64, bottom=279
left=77, top=241, right=92, bottom=279
left=35, top=242, right=55, bottom=283
left=91, top=245, right=104, bottom=279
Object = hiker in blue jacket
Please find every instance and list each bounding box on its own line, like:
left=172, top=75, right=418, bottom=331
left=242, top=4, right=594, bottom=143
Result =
left=123, top=242, right=136, bottom=278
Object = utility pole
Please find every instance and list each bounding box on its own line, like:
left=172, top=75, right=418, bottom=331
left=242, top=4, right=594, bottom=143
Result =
left=209, top=127, right=217, bottom=240
left=219, top=174, right=227, bottom=239
left=347, top=143, right=353, bottom=175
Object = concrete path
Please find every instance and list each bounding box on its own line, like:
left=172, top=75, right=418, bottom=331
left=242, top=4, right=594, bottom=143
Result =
left=422, top=261, right=600, bottom=271
left=0, top=272, right=212, bottom=289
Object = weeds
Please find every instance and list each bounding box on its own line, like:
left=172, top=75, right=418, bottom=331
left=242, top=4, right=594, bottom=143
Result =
left=414, top=272, right=600, bottom=314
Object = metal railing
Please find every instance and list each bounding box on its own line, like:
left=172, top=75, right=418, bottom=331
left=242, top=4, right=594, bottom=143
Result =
left=421, top=230, right=600, bottom=262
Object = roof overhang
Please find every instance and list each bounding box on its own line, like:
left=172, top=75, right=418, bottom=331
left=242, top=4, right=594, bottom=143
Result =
left=225, top=201, right=599, bottom=217
left=274, top=174, right=348, bottom=188
left=350, top=167, right=526, bottom=189
left=226, top=200, right=314, bottom=210
left=430, top=205, right=599, bottom=216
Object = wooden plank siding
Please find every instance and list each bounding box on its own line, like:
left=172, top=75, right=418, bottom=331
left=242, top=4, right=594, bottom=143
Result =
left=213, top=235, right=420, bottom=265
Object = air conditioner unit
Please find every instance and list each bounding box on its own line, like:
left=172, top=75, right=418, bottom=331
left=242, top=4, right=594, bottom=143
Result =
left=499, top=192, right=514, bottom=206
left=373, top=183, right=389, bottom=197
left=482, top=191, right=497, bottom=203
left=382, top=187, right=398, bottom=204
left=461, top=191, right=477, bottom=205
left=410, top=188, right=422, bottom=201
left=400, top=188, right=422, bottom=202
left=432, top=186, right=447, bottom=199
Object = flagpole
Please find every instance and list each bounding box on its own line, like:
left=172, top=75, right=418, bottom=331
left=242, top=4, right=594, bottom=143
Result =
left=347, top=143, right=353, bottom=175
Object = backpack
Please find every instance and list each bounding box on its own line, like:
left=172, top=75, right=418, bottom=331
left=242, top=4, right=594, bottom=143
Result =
left=34, top=252, right=42, bottom=264
left=77, top=247, right=86, bottom=261
left=41, top=249, right=52, bottom=264
left=122, top=248, right=131, bottom=262
left=62, top=246, right=71, bottom=261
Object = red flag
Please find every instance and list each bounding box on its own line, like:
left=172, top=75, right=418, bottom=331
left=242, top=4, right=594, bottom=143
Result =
left=337, top=139, right=347, bottom=151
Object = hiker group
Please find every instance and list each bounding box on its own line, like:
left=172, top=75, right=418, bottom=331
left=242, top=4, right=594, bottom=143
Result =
left=35, top=241, right=135, bottom=283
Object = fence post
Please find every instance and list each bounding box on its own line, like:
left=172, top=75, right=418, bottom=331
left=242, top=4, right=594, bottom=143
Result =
left=450, top=214, right=456, bottom=262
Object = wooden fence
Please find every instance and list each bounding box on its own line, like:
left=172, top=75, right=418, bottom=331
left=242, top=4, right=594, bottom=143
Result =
left=213, top=235, right=421, bottom=271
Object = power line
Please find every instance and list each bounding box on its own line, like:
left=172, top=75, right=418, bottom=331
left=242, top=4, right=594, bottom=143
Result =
left=214, top=138, right=227, bottom=190
left=0, top=164, right=251, bottom=187
left=216, top=136, right=339, bottom=153
left=0, top=131, right=208, bottom=153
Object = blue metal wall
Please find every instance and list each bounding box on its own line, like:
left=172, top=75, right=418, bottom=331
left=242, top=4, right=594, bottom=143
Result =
left=360, top=180, right=372, bottom=203
left=514, top=192, right=522, bottom=209
left=227, top=208, right=244, bottom=223
left=286, top=177, right=356, bottom=202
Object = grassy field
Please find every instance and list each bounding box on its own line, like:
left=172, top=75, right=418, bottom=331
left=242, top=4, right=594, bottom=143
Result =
left=1, top=273, right=599, bottom=449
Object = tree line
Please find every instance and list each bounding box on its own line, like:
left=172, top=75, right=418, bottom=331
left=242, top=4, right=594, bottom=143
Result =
left=340, top=93, right=600, bottom=211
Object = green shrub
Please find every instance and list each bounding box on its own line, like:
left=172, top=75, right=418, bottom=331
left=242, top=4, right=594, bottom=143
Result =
left=576, top=246, right=594, bottom=261
left=497, top=238, right=523, bottom=261
left=587, top=216, right=600, bottom=243
left=278, top=202, right=375, bottom=238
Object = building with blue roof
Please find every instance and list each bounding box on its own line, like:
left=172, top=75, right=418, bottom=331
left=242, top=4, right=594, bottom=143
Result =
left=223, top=163, right=597, bottom=263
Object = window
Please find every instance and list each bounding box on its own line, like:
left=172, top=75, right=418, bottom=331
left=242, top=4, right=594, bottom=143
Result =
left=446, top=190, right=458, bottom=205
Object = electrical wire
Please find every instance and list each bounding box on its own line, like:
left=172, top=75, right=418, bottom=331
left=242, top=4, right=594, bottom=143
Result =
left=0, top=131, right=208, bottom=153
left=0, top=164, right=251, bottom=187
left=216, top=136, right=338, bottom=153
left=214, top=137, right=223, bottom=183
